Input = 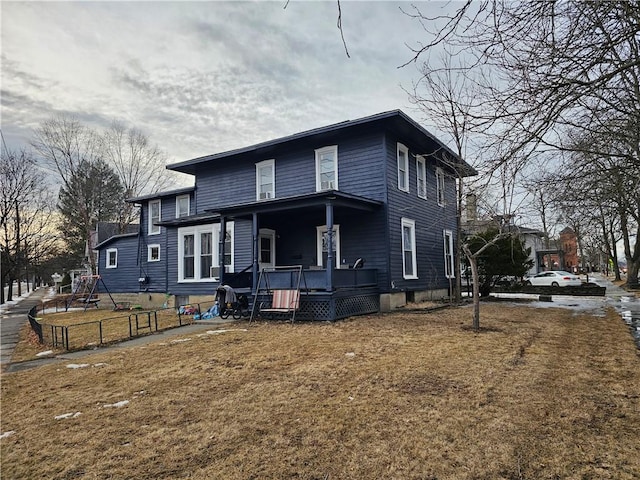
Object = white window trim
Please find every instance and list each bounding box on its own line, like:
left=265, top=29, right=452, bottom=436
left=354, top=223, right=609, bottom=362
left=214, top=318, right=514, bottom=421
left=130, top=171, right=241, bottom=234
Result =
left=316, top=224, right=341, bottom=268
left=148, top=199, right=161, bottom=235
left=106, top=248, right=118, bottom=269
left=148, top=244, right=161, bottom=262
left=177, top=222, right=234, bottom=283
left=258, top=228, right=276, bottom=269
left=176, top=195, right=190, bottom=218
left=256, top=159, right=275, bottom=201
left=436, top=167, right=446, bottom=206
left=315, top=145, right=338, bottom=192
left=397, top=143, right=409, bottom=193
left=401, top=218, right=418, bottom=279
left=416, top=155, right=427, bottom=199
left=444, top=229, right=454, bottom=279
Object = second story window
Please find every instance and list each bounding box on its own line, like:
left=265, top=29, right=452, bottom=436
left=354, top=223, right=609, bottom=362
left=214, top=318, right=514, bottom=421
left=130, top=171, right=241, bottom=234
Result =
left=416, top=155, right=427, bottom=199
left=436, top=168, right=445, bottom=206
left=397, top=143, right=409, bottom=192
left=315, top=146, right=338, bottom=191
left=176, top=195, right=190, bottom=218
left=149, top=199, right=161, bottom=235
left=256, top=159, right=275, bottom=200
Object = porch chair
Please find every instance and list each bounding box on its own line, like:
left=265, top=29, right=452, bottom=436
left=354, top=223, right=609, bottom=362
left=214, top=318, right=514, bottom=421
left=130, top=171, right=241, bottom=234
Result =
left=258, top=289, right=301, bottom=322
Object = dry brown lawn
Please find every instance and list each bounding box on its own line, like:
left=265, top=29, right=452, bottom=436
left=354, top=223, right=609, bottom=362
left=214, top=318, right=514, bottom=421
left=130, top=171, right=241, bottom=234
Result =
left=2, top=303, right=639, bottom=479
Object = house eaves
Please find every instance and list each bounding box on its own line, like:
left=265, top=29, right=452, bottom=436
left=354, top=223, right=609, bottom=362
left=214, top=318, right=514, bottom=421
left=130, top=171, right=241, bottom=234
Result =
left=126, top=186, right=195, bottom=204
left=167, top=110, right=477, bottom=177
left=206, top=190, right=383, bottom=219
left=94, top=232, right=138, bottom=250
left=157, top=212, right=221, bottom=227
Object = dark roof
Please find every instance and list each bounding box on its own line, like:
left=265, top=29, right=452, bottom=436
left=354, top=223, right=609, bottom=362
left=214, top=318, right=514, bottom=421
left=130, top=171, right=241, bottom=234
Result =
left=96, top=222, right=138, bottom=244
left=206, top=190, right=383, bottom=219
left=127, top=186, right=195, bottom=204
left=167, top=110, right=477, bottom=176
left=518, top=226, right=545, bottom=236
left=95, top=232, right=138, bottom=250
left=157, top=212, right=221, bottom=228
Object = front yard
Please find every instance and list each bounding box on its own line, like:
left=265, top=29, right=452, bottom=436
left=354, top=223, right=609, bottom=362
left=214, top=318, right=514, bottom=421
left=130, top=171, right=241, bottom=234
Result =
left=2, top=303, right=639, bottom=479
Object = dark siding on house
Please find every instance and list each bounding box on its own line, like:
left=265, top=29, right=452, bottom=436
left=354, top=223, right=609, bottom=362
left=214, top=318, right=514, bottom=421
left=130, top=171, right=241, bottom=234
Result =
left=97, top=236, right=141, bottom=293
left=193, top=132, right=388, bottom=210
left=384, top=134, right=458, bottom=293
left=162, top=219, right=252, bottom=297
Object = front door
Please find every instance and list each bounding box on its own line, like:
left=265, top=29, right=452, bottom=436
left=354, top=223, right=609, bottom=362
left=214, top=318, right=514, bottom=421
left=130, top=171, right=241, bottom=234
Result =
left=316, top=225, right=340, bottom=268
left=259, top=229, right=276, bottom=269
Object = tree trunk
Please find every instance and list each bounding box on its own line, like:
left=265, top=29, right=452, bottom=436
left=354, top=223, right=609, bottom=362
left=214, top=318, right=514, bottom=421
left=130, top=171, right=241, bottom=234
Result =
left=462, top=244, right=481, bottom=332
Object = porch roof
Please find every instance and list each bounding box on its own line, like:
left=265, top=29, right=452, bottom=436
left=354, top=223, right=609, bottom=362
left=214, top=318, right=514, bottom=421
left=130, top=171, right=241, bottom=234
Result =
left=205, top=190, right=382, bottom=219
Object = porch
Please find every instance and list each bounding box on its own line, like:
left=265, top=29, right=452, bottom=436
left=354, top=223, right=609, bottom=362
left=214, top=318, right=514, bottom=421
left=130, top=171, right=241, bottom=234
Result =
left=211, top=190, right=384, bottom=321
left=225, top=266, right=380, bottom=321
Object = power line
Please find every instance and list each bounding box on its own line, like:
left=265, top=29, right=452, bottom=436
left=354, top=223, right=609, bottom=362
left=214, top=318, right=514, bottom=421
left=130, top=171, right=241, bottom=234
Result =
left=0, top=129, right=9, bottom=156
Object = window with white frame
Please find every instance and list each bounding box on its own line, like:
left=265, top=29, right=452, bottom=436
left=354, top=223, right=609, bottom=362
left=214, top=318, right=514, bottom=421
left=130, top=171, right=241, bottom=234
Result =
left=176, top=195, right=190, bottom=218
left=148, top=244, right=161, bottom=262
left=256, top=159, right=275, bottom=200
left=397, top=143, right=409, bottom=192
left=416, top=155, right=427, bottom=199
left=444, top=230, right=454, bottom=278
left=315, top=146, right=338, bottom=191
left=436, top=168, right=446, bottom=206
left=401, top=218, right=417, bottom=279
left=148, top=199, right=161, bottom=235
left=177, top=222, right=234, bottom=282
left=106, top=248, right=118, bottom=269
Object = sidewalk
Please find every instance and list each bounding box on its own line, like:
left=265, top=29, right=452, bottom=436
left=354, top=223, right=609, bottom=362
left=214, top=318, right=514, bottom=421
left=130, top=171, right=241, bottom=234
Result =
left=0, top=287, right=49, bottom=369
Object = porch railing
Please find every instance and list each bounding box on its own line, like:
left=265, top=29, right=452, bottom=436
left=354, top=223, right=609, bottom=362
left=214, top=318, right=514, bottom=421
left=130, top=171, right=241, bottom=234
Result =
left=257, top=267, right=377, bottom=290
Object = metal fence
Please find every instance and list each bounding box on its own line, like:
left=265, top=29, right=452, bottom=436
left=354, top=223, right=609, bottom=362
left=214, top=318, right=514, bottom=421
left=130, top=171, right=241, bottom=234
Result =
left=27, top=300, right=217, bottom=352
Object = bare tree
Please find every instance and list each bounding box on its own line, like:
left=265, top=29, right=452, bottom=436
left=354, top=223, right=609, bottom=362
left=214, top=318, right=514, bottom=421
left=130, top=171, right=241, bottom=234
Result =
left=101, top=121, right=172, bottom=232
left=31, top=115, right=102, bottom=191
left=0, top=148, right=59, bottom=303
left=406, top=0, right=640, bottom=286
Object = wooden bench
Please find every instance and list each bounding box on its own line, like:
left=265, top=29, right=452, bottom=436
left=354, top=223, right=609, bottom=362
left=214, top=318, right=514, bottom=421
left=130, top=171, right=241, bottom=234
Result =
left=259, top=289, right=300, bottom=321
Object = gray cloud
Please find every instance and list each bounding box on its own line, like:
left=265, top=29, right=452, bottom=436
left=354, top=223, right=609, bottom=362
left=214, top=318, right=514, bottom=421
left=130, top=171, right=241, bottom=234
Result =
left=1, top=1, right=433, bottom=163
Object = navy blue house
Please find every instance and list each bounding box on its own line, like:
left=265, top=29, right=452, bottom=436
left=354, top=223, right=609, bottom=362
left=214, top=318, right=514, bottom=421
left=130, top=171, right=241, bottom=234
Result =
left=95, top=110, right=475, bottom=320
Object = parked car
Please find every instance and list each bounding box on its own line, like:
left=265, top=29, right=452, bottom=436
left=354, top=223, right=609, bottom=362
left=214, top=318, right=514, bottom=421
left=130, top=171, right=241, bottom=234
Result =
left=524, top=271, right=582, bottom=287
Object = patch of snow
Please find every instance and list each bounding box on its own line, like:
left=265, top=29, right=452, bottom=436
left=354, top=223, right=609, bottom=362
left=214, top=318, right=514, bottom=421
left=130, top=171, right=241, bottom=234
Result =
left=345, top=352, right=356, bottom=358
left=348, top=396, right=354, bottom=401
left=54, top=412, right=81, bottom=420
left=205, top=329, right=248, bottom=335
left=66, top=363, right=90, bottom=369
left=36, top=350, right=54, bottom=357
left=93, top=363, right=108, bottom=367
left=133, top=390, right=146, bottom=396
left=170, top=338, right=192, bottom=344
left=103, top=400, right=129, bottom=408
left=0, top=431, right=16, bottom=439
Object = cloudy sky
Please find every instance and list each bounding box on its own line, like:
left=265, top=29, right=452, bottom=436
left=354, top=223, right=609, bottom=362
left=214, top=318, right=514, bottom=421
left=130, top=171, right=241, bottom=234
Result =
left=2, top=1, right=452, bottom=166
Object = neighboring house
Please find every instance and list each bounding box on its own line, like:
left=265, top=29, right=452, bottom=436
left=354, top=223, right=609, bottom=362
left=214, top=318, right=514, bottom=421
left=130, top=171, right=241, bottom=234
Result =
left=462, top=194, right=547, bottom=276
left=95, top=110, right=476, bottom=320
left=559, top=227, right=580, bottom=272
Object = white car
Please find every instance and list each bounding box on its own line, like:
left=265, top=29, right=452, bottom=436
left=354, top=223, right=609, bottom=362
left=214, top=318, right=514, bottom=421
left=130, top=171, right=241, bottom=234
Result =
left=524, top=271, right=582, bottom=287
